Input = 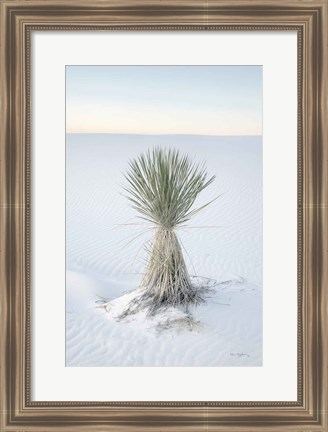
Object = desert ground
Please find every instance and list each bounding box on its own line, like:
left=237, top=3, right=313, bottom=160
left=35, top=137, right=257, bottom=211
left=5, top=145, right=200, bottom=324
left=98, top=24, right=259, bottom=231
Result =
left=66, top=134, right=262, bottom=367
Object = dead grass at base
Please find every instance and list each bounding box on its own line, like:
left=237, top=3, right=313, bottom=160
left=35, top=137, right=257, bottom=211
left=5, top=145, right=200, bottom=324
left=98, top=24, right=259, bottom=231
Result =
left=116, top=282, right=212, bottom=321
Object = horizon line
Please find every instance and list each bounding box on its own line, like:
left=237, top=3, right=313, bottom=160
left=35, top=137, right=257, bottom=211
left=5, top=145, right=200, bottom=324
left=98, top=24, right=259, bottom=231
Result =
left=66, top=132, right=262, bottom=137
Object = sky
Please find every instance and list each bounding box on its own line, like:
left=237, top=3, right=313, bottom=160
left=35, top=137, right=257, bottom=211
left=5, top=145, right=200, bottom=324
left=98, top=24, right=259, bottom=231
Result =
left=66, top=66, right=262, bottom=136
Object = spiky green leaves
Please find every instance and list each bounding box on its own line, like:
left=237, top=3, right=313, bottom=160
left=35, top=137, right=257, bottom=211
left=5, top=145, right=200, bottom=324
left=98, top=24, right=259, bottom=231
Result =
left=124, top=147, right=215, bottom=229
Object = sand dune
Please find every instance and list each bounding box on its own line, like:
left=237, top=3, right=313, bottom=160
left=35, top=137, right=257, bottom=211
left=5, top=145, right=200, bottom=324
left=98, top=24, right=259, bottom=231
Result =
left=66, top=134, right=262, bottom=367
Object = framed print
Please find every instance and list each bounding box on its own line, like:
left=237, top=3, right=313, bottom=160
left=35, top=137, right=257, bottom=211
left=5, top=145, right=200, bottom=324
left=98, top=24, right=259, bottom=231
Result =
left=0, top=0, right=327, bottom=431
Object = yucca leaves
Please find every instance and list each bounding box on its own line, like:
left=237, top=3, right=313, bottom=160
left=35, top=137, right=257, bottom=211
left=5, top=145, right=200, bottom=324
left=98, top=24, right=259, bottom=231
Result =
left=124, top=148, right=215, bottom=229
left=124, top=147, right=216, bottom=310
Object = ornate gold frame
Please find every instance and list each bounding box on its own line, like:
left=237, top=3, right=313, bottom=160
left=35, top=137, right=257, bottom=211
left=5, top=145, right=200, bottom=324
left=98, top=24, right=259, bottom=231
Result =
left=0, top=0, right=327, bottom=430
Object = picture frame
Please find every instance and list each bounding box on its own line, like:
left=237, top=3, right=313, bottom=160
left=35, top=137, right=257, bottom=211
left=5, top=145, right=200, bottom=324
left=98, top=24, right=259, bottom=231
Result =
left=0, top=0, right=327, bottom=430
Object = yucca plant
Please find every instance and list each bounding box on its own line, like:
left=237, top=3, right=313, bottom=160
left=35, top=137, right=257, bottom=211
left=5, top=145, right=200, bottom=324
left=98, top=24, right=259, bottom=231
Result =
left=124, top=147, right=215, bottom=311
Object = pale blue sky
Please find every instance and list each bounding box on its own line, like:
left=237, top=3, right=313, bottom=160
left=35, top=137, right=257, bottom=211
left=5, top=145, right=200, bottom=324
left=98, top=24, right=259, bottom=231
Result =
left=66, top=66, right=262, bottom=135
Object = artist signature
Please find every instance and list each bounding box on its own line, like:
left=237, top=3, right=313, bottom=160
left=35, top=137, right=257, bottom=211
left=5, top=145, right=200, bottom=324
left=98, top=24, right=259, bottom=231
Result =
left=230, top=352, right=250, bottom=358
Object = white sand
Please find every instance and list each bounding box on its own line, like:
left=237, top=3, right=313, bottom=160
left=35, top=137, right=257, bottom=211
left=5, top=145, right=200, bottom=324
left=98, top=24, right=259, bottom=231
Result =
left=66, top=134, right=262, bottom=367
